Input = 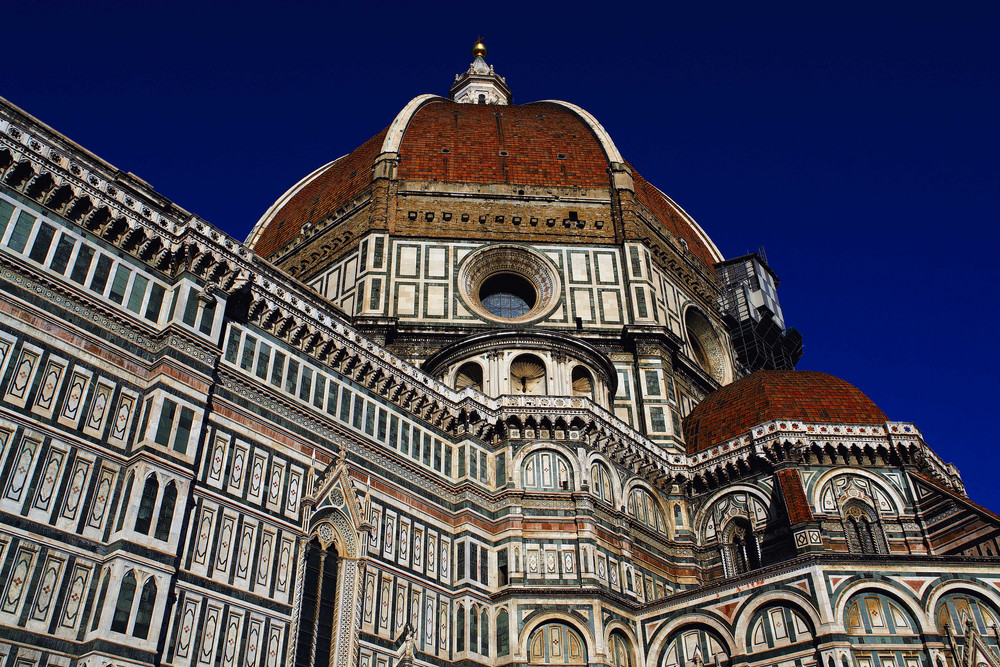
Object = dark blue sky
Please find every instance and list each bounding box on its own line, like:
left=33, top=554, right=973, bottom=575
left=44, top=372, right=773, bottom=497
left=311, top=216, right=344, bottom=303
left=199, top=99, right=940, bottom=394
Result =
left=5, top=2, right=999, bottom=508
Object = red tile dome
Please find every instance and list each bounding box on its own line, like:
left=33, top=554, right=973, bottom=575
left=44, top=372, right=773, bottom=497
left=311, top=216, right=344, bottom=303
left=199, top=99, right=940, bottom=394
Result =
left=247, top=96, right=722, bottom=269
left=682, top=370, right=888, bottom=455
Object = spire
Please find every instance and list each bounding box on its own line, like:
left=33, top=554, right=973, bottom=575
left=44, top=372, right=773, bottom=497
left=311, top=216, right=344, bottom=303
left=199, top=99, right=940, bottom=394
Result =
left=449, top=40, right=512, bottom=105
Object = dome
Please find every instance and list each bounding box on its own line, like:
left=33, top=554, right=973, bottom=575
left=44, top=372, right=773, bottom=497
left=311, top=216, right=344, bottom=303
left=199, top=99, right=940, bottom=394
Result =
left=682, top=370, right=889, bottom=454
left=246, top=95, right=723, bottom=269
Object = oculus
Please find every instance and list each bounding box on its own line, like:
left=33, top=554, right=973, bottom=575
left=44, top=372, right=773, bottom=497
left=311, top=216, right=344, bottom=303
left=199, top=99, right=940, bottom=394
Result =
left=458, top=245, right=560, bottom=323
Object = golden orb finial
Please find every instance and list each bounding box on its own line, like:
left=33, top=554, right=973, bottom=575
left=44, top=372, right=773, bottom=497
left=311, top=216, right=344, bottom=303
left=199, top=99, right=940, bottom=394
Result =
left=472, top=40, right=487, bottom=58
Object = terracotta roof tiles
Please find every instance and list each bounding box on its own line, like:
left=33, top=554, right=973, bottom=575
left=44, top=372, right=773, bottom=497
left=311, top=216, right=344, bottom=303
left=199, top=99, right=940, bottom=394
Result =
left=683, top=370, right=888, bottom=454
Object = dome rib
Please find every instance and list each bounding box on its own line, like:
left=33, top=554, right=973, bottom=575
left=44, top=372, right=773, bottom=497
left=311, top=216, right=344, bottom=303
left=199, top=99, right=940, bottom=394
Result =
left=394, top=99, right=612, bottom=188
left=248, top=125, right=390, bottom=258
left=381, top=94, right=440, bottom=154
left=538, top=99, right=624, bottom=163
left=248, top=97, right=725, bottom=273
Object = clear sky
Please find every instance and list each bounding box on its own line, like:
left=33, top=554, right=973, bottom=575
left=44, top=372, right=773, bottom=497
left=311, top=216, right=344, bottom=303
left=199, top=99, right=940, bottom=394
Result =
left=4, top=2, right=999, bottom=508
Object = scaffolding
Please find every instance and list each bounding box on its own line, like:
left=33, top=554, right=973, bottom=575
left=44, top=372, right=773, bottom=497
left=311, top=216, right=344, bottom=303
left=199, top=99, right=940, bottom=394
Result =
left=716, top=252, right=803, bottom=372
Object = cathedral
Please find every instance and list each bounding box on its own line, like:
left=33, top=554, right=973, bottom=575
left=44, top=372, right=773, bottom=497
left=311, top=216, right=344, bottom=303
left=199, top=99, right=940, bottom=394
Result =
left=0, top=42, right=997, bottom=667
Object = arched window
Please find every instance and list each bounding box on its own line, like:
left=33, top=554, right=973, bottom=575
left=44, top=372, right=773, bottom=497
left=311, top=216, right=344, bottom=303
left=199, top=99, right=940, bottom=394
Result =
left=609, top=631, right=632, bottom=667
left=627, top=487, right=668, bottom=534
left=455, top=362, right=483, bottom=392
left=722, top=517, right=761, bottom=576
left=456, top=604, right=466, bottom=652
left=480, top=609, right=490, bottom=657
left=294, top=538, right=339, bottom=667
left=111, top=570, right=137, bottom=633
left=528, top=622, right=587, bottom=664
left=470, top=604, right=479, bottom=653
left=591, top=463, right=614, bottom=504
left=571, top=366, right=594, bottom=399
left=115, top=472, right=134, bottom=532
left=935, top=592, right=1000, bottom=647
left=90, top=570, right=110, bottom=631
left=497, top=608, right=510, bottom=656
left=134, top=474, right=159, bottom=535
left=153, top=481, right=177, bottom=541
left=509, top=354, right=546, bottom=395
left=523, top=450, right=573, bottom=491
left=844, top=592, right=918, bottom=637
left=747, top=606, right=814, bottom=650
left=843, top=501, right=886, bottom=554
left=133, top=578, right=157, bottom=639
left=660, top=627, right=729, bottom=667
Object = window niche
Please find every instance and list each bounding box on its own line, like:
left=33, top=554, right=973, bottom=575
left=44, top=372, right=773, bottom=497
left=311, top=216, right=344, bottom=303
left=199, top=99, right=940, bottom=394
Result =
left=842, top=501, right=887, bottom=554
left=722, top=517, right=762, bottom=576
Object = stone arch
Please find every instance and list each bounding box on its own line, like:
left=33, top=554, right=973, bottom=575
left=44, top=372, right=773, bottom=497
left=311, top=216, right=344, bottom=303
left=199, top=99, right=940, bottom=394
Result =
left=734, top=590, right=823, bottom=654
left=605, top=619, right=640, bottom=665
left=587, top=453, right=620, bottom=506
left=926, top=580, right=1000, bottom=633
left=834, top=581, right=931, bottom=635
left=517, top=612, right=596, bottom=664
left=308, top=509, right=358, bottom=559
left=623, top=479, right=670, bottom=534
left=453, top=360, right=484, bottom=392
left=693, top=484, right=774, bottom=544
left=512, top=441, right=582, bottom=491
left=809, top=467, right=906, bottom=516
left=682, top=305, right=731, bottom=384
left=647, top=617, right=736, bottom=667
left=520, top=448, right=575, bottom=491
left=605, top=621, right=639, bottom=667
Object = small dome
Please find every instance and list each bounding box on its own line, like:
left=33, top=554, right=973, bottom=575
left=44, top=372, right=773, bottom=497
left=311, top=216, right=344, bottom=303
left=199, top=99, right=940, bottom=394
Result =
left=682, top=370, right=888, bottom=455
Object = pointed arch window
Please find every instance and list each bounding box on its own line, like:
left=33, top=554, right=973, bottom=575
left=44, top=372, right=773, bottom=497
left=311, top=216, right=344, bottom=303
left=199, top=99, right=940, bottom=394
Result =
left=456, top=604, right=466, bottom=652
left=134, top=474, right=159, bottom=535
left=111, top=570, right=137, bottom=633
left=843, top=501, right=886, bottom=554
left=115, top=472, right=134, bottom=532
left=293, top=537, right=339, bottom=667
left=90, top=570, right=111, bottom=631
left=480, top=609, right=490, bottom=657
left=497, top=608, right=510, bottom=656
left=470, top=604, right=479, bottom=653
left=133, top=578, right=157, bottom=639
left=722, top=517, right=761, bottom=576
left=154, top=481, right=177, bottom=541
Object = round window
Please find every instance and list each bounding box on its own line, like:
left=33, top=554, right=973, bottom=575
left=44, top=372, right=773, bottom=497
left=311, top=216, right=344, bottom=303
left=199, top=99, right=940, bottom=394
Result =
left=479, top=274, right=537, bottom=319
left=457, top=245, right=560, bottom=323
